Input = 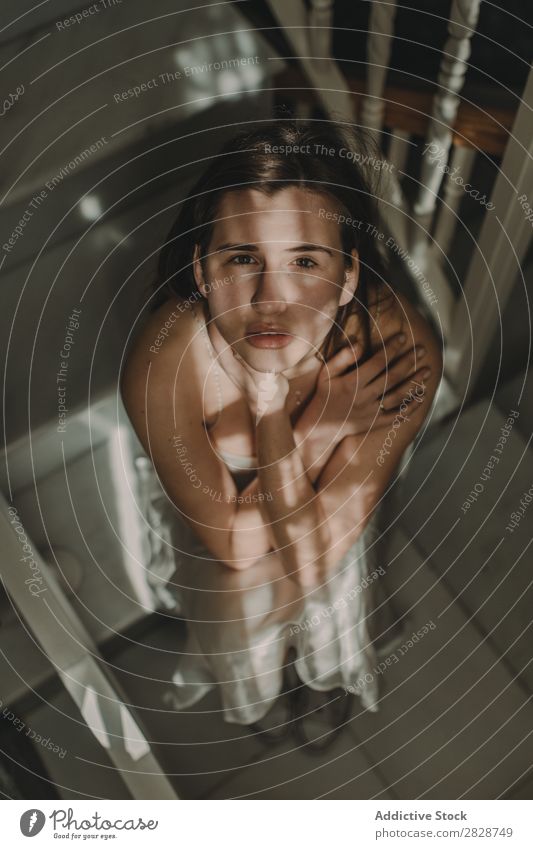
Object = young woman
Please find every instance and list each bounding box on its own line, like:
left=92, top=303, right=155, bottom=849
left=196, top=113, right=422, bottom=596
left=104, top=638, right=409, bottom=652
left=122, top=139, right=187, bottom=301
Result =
left=121, top=121, right=442, bottom=592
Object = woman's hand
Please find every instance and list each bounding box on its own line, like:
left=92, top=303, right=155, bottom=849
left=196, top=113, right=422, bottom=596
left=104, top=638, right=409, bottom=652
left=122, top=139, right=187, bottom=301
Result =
left=312, top=333, right=432, bottom=439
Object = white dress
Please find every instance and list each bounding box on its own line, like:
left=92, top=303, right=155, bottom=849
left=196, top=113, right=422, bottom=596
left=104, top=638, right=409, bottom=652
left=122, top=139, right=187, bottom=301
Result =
left=152, top=448, right=383, bottom=725
left=148, top=305, right=383, bottom=724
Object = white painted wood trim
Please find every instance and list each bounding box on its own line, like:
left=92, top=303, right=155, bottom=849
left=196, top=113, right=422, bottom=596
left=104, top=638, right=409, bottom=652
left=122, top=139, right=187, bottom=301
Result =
left=360, top=0, right=398, bottom=138
left=388, top=130, right=411, bottom=175
left=266, top=0, right=356, bottom=121
left=445, top=64, right=533, bottom=401
left=432, top=145, right=477, bottom=256
left=0, top=491, right=178, bottom=798
left=309, top=0, right=334, bottom=58
left=414, top=0, right=482, bottom=225
left=388, top=129, right=411, bottom=207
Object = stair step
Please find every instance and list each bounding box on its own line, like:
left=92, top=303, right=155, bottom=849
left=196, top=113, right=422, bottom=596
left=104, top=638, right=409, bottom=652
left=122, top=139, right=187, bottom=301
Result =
left=350, top=528, right=533, bottom=799
left=496, top=368, right=533, bottom=447
left=394, top=400, right=533, bottom=693
left=207, top=721, right=391, bottom=800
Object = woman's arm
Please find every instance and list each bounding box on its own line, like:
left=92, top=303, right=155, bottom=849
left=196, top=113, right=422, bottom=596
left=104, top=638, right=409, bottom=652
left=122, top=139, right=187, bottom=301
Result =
left=254, top=400, right=333, bottom=586
left=255, top=365, right=439, bottom=585
left=226, top=329, right=432, bottom=563
left=291, top=330, right=431, bottom=484
left=252, top=298, right=443, bottom=585
left=122, top=297, right=440, bottom=576
left=121, top=304, right=361, bottom=572
left=230, top=396, right=355, bottom=550
left=209, top=334, right=423, bottom=561
left=120, top=315, right=273, bottom=571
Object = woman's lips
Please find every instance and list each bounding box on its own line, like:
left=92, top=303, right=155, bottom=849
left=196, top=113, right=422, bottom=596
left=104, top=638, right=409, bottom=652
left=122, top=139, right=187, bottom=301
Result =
left=245, top=332, right=294, bottom=349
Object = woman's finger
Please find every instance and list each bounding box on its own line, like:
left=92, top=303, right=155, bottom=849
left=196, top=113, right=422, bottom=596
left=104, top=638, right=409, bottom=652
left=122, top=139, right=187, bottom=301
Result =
left=319, top=340, right=362, bottom=379
left=366, top=346, right=427, bottom=397
left=356, top=406, right=412, bottom=434
left=380, top=367, right=429, bottom=404
left=357, top=333, right=407, bottom=386
left=380, top=369, right=429, bottom=407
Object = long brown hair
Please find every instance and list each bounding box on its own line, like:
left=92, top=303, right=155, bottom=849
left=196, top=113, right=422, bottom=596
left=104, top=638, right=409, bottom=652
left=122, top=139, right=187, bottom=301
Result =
left=149, top=120, right=391, bottom=362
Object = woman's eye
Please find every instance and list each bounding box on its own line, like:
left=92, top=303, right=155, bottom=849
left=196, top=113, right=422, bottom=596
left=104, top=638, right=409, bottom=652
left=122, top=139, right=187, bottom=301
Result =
left=294, top=257, right=317, bottom=269
left=230, top=254, right=256, bottom=265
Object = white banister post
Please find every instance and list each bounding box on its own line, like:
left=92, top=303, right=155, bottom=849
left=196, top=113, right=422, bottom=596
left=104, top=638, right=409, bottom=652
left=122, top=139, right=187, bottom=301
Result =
left=266, top=0, right=356, bottom=121
left=0, top=492, right=178, bottom=799
left=388, top=130, right=410, bottom=174
left=359, top=1, right=409, bottom=243
left=388, top=129, right=411, bottom=206
left=445, top=63, right=533, bottom=402
left=431, top=145, right=477, bottom=256
left=412, top=0, right=482, bottom=247
left=299, top=0, right=334, bottom=118
left=360, top=0, right=398, bottom=140
left=309, top=0, right=334, bottom=58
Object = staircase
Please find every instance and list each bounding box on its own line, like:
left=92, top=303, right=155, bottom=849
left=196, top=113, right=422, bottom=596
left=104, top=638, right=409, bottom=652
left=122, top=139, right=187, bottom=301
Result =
left=236, top=0, right=533, bottom=415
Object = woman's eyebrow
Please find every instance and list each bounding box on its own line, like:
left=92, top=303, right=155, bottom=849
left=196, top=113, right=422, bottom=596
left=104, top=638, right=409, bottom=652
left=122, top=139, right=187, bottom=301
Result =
left=214, top=242, right=258, bottom=252
left=213, top=242, right=334, bottom=255
left=286, top=244, right=333, bottom=256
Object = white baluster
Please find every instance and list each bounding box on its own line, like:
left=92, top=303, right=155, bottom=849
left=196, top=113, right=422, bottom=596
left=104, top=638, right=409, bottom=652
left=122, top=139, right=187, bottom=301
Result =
left=412, top=0, right=482, bottom=248
left=291, top=0, right=334, bottom=119
left=388, top=130, right=410, bottom=177
left=266, top=0, right=356, bottom=121
left=431, top=145, right=477, bottom=255
left=293, top=97, right=315, bottom=120
left=360, top=0, right=398, bottom=140
left=309, top=0, right=334, bottom=58
left=358, top=1, right=408, bottom=242
left=387, top=129, right=411, bottom=206
left=445, top=64, right=533, bottom=404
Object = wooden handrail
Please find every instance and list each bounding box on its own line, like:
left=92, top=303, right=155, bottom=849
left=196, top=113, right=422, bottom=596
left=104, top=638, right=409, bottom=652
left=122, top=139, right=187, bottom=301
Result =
left=273, top=68, right=515, bottom=156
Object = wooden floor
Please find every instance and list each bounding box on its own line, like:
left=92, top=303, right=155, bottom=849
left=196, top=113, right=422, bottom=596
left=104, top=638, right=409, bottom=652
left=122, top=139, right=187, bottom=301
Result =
left=22, top=395, right=533, bottom=800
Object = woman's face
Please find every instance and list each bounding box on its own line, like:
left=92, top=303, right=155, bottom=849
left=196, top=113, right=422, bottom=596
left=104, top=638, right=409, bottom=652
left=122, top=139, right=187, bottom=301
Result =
left=193, top=186, right=358, bottom=372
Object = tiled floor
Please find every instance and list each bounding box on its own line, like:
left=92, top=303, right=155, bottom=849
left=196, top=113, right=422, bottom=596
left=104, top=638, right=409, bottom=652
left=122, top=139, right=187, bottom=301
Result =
left=76, top=517, right=533, bottom=799
left=106, top=621, right=393, bottom=799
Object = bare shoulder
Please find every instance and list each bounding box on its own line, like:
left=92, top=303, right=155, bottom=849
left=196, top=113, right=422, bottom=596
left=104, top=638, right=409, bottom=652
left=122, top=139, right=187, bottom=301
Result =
left=122, top=298, right=197, bottom=382
left=333, top=289, right=444, bottom=466
left=382, top=290, right=443, bottom=422
left=345, top=283, right=441, bottom=359
left=372, top=285, right=443, bottom=370
left=343, top=283, right=443, bottom=421
left=120, top=298, right=199, bottom=448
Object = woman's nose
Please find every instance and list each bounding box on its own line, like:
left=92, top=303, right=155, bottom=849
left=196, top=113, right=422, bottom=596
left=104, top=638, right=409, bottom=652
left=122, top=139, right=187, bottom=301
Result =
left=250, top=270, right=288, bottom=314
